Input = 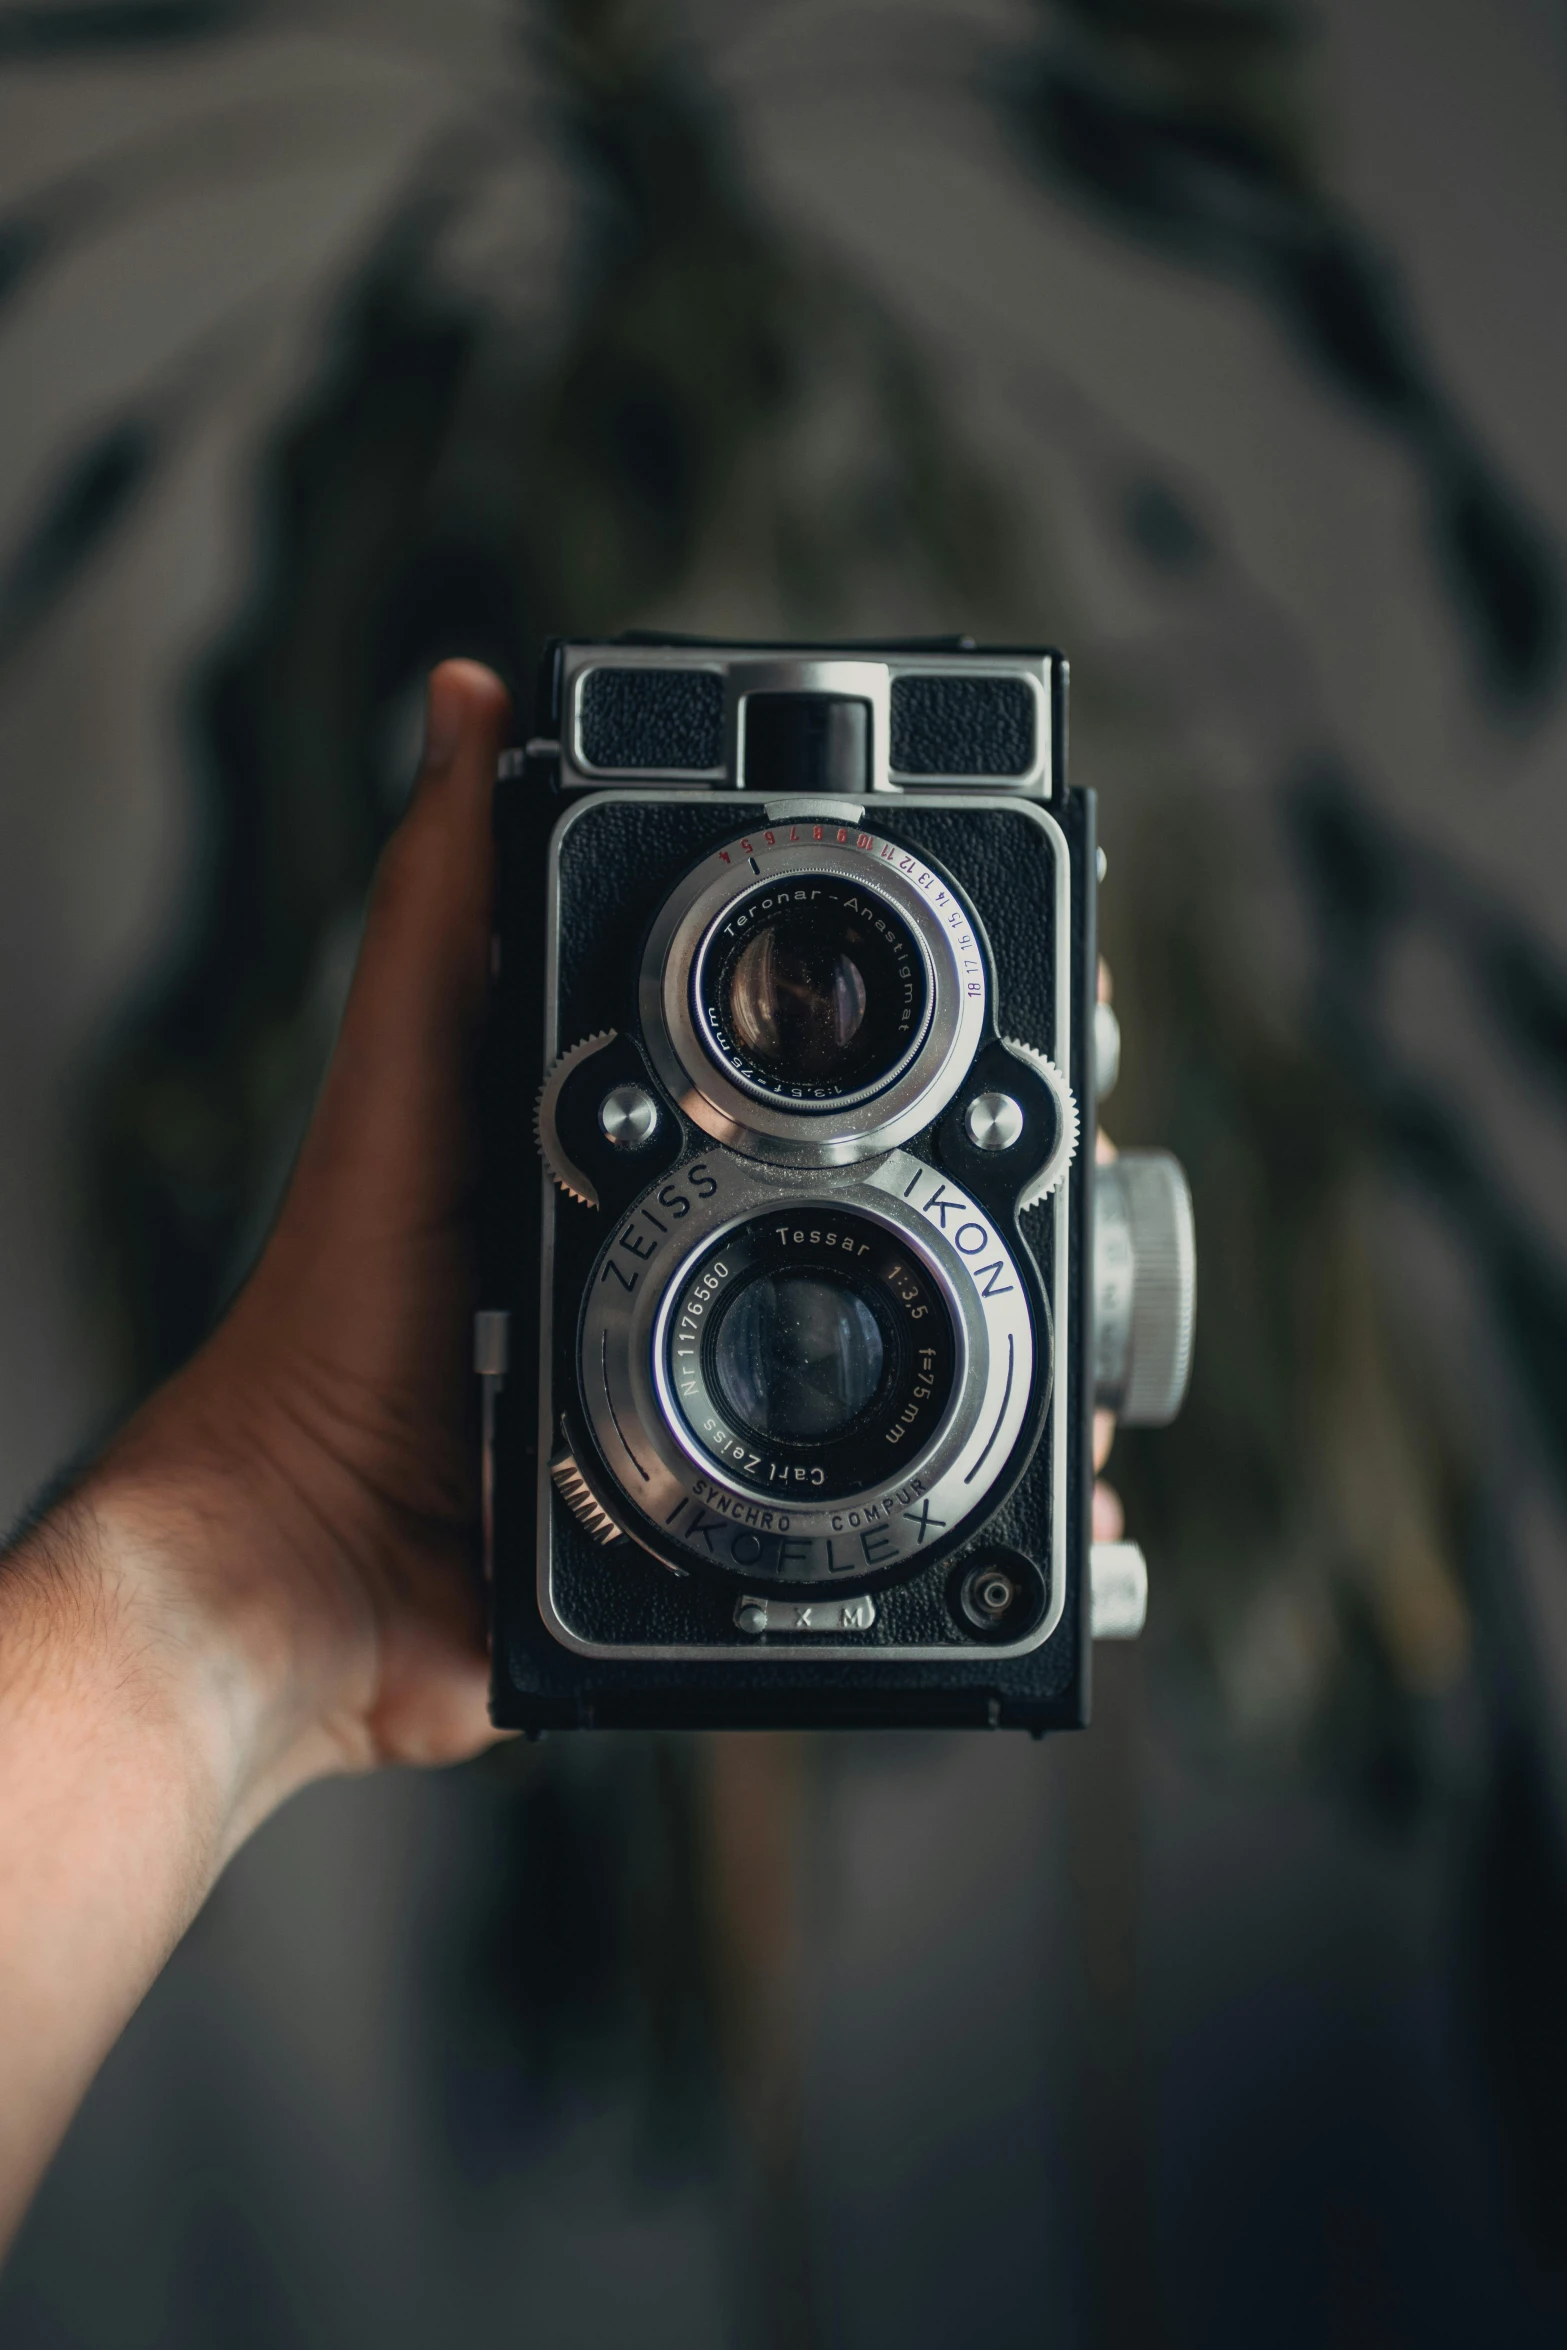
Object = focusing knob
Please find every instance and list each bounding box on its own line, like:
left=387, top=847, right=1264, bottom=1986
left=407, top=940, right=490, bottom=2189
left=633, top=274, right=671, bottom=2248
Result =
left=1000, top=1039, right=1079, bottom=1208
left=535, top=1031, right=617, bottom=1207
left=1094, top=1150, right=1196, bottom=1425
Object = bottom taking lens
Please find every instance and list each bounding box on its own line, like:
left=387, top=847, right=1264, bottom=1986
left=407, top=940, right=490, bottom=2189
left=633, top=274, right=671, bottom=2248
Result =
left=711, top=1270, right=885, bottom=1444
left=664, top=1207, right=959, bottom=1503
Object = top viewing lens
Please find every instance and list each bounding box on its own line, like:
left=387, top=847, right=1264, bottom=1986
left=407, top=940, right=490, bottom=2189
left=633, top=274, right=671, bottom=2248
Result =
left=699, top=882, right=929, bottom=1105
left=726, top=918, right=868, bottom=1078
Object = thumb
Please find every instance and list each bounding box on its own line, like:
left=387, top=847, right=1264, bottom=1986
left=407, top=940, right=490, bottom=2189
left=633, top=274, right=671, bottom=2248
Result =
left=275, top=662, right=512, bottom=1246
left=356, top=659, right=513, bottom=1044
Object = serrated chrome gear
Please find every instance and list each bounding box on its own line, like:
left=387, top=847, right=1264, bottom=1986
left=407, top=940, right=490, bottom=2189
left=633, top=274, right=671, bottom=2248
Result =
left=1002, top=1038, right=1079, bottom=1208
left=535, top=1030, right=617, bottom=1208
left=550, top=1450, right=625, bottom=1544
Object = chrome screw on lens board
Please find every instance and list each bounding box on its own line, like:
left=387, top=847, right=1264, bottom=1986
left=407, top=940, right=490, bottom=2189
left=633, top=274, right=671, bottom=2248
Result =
left=964, top=1091, right=1024, bottom=1152
left=599, top=1082, right=659, bottom=1148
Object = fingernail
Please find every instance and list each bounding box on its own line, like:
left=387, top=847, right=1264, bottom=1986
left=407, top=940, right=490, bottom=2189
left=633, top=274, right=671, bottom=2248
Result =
left=421, top=669, right=465, bottom=773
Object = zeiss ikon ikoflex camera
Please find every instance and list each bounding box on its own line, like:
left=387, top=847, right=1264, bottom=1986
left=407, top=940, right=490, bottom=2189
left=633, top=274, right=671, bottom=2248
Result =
left=479, top=638, right=1194, bottom=1732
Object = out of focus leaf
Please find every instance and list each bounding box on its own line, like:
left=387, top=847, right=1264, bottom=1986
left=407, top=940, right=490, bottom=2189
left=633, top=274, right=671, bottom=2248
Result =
left=1010, top=0, right=1561, bottom=702
left=0, top=0, right=254, bottom=54
left=0, top=416, right=159, bottom=666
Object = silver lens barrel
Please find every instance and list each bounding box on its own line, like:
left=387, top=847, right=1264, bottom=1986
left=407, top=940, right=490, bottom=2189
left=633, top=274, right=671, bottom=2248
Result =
left=637, top=820, right=988, bottom=1166
left=578, top=1146, right=1035, bottom=1586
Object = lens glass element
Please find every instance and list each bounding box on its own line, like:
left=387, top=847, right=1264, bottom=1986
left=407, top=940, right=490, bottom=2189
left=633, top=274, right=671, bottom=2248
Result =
left=698, top=881, right=929, bottom=1106
left=664, top=1208, right=958, bottom=1503
left=726, top=924, right=869, bottom=1078
left=711, top=1271, right=885, bottom=1444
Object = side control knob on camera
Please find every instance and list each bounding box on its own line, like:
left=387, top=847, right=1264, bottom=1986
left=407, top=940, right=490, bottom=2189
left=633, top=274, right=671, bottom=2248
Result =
left=1090, top=1541, right=1147, bottom=1639
left=1094, top=1150, right=1196, bottom=1426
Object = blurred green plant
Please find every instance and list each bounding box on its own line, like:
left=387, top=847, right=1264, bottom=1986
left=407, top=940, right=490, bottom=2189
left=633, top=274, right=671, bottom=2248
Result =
left=12, top=0, right=1562, bottom=2298
left=82, top=0, right=1027, bottom=1397
left=1100, top=771, right=1473, bottom=1812
left=0, top=1, right=253, bottom=58
left=58, top=0, right=1493, bottom=1911
left=1009, top=0, right=1561, bottom=703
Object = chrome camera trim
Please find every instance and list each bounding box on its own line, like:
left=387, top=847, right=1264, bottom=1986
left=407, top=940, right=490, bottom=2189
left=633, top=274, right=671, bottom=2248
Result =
left=576, top=1148, right=1032, bottom=1581
left=534, top=791, right=1074, bottom=1666
left=637, top=820, right=988, bottom=1167
left=567, top=651, right=893, bottom=789
left=556, top=645, right=1055, bottom=798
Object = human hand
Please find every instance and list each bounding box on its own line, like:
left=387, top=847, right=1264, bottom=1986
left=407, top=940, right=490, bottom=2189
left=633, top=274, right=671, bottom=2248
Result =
left=65, top=659, right=515, bottom=1850
left=0, top=664, right=516, bottom=2235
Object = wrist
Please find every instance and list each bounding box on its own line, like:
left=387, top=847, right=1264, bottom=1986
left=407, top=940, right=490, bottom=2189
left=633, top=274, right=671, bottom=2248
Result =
left=9, top=1427, right=368, bottom=1863
left=2, top=1489, right=250, bottom=1872
left=0, top=1485, right=284, bottom=2237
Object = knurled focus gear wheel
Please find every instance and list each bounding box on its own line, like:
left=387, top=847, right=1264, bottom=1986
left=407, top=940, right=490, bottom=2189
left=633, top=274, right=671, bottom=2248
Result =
left=534, top=1030, right=617, bottom=1208
left=1002, top=1038, right=1079, bottom=1209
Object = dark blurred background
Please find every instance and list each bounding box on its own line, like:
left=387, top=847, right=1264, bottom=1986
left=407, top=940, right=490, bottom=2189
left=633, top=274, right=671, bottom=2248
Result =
left=2, top=1, right=1566, bottom=2343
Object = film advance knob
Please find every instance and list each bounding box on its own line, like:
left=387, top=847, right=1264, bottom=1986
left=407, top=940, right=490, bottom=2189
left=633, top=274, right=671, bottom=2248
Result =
left=1093, top=1150, right=1196, bottom=1426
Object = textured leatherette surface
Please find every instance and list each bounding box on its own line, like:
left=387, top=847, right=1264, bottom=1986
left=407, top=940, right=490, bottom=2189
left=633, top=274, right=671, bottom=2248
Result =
left=578, top=667, right=726, bottom=771
left=890, top=675, right=1035, bottom=776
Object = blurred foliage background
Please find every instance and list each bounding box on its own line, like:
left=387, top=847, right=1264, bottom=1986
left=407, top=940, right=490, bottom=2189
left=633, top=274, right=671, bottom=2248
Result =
left=1, top=2, right=1566, bottom=2345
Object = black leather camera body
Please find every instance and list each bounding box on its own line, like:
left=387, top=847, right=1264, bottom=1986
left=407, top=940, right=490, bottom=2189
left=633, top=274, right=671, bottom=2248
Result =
left=480, top=638, right=1193, bottom=1732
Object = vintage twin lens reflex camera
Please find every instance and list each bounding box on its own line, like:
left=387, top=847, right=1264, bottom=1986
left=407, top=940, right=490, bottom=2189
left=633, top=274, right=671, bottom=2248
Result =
left=479, top=638, right=1196, bottom=1733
